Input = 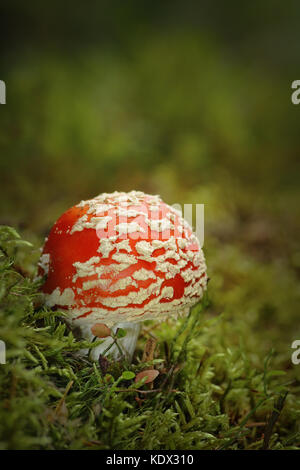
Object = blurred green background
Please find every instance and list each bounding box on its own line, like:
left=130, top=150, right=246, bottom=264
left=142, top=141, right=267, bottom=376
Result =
left=1, top=1, right=300, bottom=371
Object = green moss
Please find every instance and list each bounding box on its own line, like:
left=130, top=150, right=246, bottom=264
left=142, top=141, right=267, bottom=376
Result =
left=0, top=226, right=299, bottom=450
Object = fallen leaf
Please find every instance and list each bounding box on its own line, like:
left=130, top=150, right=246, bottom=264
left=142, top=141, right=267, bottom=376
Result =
left=135, top=369, right=159, bottom=384
left=91, top=323, right=111, bottom=338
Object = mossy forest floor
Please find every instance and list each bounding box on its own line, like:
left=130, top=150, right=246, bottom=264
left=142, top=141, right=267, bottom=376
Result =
left=0, top=224, right=299, bottom=450
left=1, top=11, right=300, bottom=449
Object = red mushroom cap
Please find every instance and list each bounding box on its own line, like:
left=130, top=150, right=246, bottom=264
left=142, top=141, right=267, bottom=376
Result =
left=39, top=191, right=207, bottom=328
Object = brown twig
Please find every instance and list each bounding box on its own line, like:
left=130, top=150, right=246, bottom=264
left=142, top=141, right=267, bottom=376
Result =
left=263, top=392, right=288, bottom=450
left=116, top=388, right=177, bottom=394
left=55, top=380, right=74, bottom=417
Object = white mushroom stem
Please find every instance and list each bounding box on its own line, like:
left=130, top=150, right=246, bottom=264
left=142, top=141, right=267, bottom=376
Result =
left=80, top=322, right=141, bottom=362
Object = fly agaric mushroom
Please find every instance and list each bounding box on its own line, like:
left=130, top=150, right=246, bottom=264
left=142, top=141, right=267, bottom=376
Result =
left=38, top=191, right=207, bottom=361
